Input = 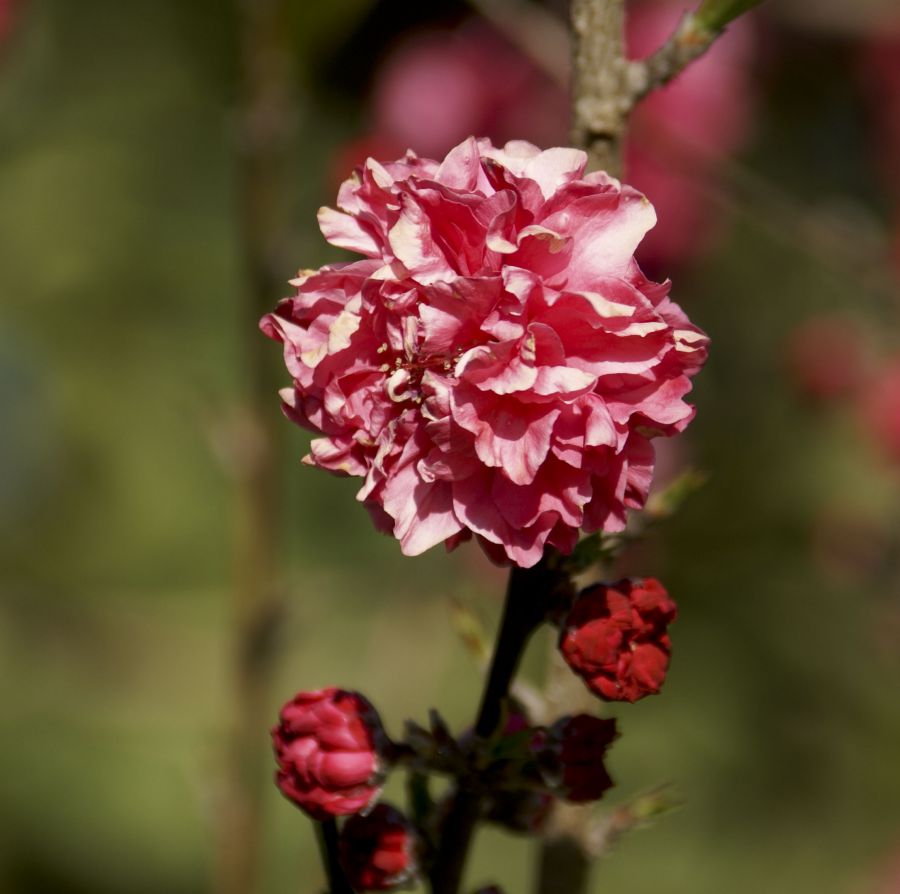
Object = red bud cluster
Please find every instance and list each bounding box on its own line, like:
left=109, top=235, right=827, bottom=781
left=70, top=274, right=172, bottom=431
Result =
left=338, top=803, right=420, bottom=891
left=560, top=578, right=677, bottom=702
left=534, top=713, right=618, bottom=803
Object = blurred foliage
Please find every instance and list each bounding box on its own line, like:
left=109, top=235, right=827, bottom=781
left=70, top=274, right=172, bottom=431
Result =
left=0, top=2, right=899, bottom=894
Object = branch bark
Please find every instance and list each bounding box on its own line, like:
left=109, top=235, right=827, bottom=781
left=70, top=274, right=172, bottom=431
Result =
left=626, top=12, right=726, bottom=102
left=570, top=0, right=628, bottom=176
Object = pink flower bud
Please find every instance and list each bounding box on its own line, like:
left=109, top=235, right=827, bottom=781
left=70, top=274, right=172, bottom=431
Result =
left=271, top=687, right=385, bottom=820
left=560, top=578, right=677, bottom=702
left=537, top=714, right=618, bottom=803
left=338, top=803, right=420, bottom=891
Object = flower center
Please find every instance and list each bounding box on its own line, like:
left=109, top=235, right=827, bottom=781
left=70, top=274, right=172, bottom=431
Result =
left=377, top=343, right=457, bottom=405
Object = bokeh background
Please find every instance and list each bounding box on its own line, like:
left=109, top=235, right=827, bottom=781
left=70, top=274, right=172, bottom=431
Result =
left=1, top=1, right=900, bottom=892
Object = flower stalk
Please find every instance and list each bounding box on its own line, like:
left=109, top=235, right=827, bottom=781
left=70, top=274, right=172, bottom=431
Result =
left=429, top=561, right=560, bottom=894
left=316, top=820, right=356, bottom=894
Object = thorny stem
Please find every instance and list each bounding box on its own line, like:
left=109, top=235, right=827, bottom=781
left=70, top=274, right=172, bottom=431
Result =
left=429, top=562, right=560, bottom=894
left=316, top=820, right=356, bottom=894
left=216, top=1, right=293, bottom=893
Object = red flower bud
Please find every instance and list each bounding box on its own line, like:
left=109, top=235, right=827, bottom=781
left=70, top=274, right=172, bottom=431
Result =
left=537, top=714, right=617, bottom=803
left=338, top=803, right=420, bottom=891
left=271, top=687, right=385, bottom=820
left=560, top=578, right=677, bottom=702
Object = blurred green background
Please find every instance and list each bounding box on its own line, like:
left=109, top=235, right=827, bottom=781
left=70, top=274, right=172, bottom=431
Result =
left=1, top=1, right=900, bottom=893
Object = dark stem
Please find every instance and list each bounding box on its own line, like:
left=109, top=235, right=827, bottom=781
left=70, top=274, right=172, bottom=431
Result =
left=316, top=820, right=356, bottom=894
left=429, top=560, right=559, bottom=894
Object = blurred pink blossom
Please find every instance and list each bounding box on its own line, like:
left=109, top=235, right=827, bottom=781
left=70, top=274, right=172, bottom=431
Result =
left=0, top=0, right=17, bottom=46
left=370, top=20, right=567, bottom=159
left=784, top=315, right=866, bottom=402
left=871, top=844, right=900, bottom=894
left=626, top=0, right=758, bottom=271
left=351, top=4, right=756, bottom=275
left=861, top=359, right=900, bottom=465
left=262, top=139, right=707, bottom=566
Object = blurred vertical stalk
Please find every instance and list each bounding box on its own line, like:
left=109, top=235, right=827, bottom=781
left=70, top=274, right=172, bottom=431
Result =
left=217, top=1, right=293, bottom=893
left=535, top=1, right=627, bottom=891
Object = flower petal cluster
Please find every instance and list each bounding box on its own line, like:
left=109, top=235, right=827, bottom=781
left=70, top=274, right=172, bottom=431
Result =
left=338, top=803, right=420, bottom=891
left=535, top=713, right=617, bottom=803
left=272, top=688, right=385, bottom=820
left=262, top=138, right=708, bottom=567
left=560, top=578, right=677, bottom=702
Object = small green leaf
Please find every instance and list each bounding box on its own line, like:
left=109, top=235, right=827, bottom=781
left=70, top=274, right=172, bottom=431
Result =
left=693, top=0, right=767, bottom=33
left=645, top=469, right=708, bottom=521
left=449, top=596, right=491, bottom=664
left=564, top=532, right=615, bottom=573
left=627, top=786, right=683, bottom=824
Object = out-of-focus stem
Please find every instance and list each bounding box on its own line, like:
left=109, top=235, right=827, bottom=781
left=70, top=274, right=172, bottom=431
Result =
left=216, top=2, right=293, bottom=893
left=430, top=562, right=556, bottom=894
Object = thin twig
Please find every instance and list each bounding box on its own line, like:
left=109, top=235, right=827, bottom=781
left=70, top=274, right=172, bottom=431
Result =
left=471, top=0, right=739, bottom=172
left=626, top=12, right=721, bottom=101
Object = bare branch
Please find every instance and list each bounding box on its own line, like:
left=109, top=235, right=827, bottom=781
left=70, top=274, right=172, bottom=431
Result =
left=626, top=12, right=720, bottom=102
left=629, top=0, right=767, bottom=103
left=570, top=0, right=628, bottom=176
